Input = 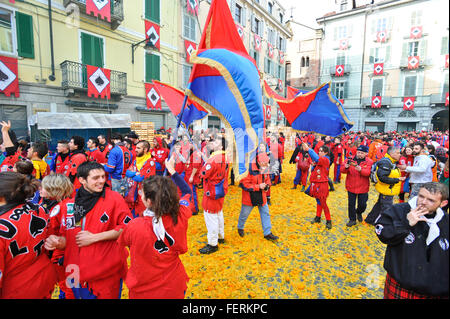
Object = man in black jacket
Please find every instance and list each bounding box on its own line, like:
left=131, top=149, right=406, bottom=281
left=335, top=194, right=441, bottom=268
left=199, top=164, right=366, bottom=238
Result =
left=375, top=182, right=449, bottom=299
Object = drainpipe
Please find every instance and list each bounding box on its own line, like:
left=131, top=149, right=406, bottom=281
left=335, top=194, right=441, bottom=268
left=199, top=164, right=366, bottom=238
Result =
left=48, top=0, right=56, bottom=81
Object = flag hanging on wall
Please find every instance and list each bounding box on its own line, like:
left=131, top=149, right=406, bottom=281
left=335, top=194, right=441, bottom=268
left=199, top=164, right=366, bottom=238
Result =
left=445, top=54, right=449, bottom=69
left=87, top=65, right=111, bottom=99
left=268, top=43, right=274, bottom=59
left=145, top=83, right=161, bottom=110
left=264, top=105, right=271, bottom=121
left=236, top=24, right=244, bottom=40
left=410, top=26, right=423, bottom=39
left=335, top=64, right=344, bottom=76
left=339, top=39, right=349, bottom=50
left=277, top=108, right=282, bottom=121
left=407, top=56, right=419, bottom=69
left=86, top=0, right=111, bottom=22
left=145, top=20, right=161, bottom=50
left=187, top=0, right=199, bottom=16
left=279, top=51, right=285, bottom=64
left=376, top=30, right=387, bottom=43
left=254, top=34, right=261, bottom=52
left=374, top=62, right=384, bottom=75
left=445, top=92, right=449, bottom=107
left=0, top=56, right=20, bottom=98
left=184, top=40, right=197, bottom=62
left=403, top=97, right=415, bottom=110
left=371, top=96, right=382, bottom=108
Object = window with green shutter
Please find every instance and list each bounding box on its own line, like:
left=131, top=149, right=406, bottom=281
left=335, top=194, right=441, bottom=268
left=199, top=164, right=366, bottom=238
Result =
left=145, top=53, right=160, bottom=82
left=80, top=32, right=104, bottom=87
left=15, top=12, right=34, bottom=59
left=145, top=0, right=160, bottom=24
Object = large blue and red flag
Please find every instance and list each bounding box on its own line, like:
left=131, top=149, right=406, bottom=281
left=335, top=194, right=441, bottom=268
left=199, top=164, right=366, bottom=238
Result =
left=152, top=80, right=208, bottom=128
left=264, top=81, right=353, bottom=137
left=186, top=0, right=265, bottom=179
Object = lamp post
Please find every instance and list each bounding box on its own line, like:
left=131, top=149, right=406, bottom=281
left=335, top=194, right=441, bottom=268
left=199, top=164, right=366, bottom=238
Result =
left=131, top=38, right=155, bottom=64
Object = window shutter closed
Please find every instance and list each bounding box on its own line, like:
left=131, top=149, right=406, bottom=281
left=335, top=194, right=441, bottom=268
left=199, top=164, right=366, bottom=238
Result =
left=146, top=53, right=160, bottom=82
left=146, top=0, right=160, bottom=24
left=16, top=12, right=34, bottom=59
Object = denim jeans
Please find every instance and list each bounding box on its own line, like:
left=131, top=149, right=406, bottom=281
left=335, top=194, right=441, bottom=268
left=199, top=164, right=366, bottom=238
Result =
left=237, top=204, right=272, bottom=236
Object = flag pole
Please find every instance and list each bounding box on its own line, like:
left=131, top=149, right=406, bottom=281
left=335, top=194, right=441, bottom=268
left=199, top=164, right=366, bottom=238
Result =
left=164, top=90, right=190, bottom=176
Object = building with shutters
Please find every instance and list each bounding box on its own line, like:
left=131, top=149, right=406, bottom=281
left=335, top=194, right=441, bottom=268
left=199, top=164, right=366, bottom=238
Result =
left=316, top=0, right=449, bottom=132
left=0, top=0, right=183, bottom=143
left=188, top=0, right=293, bottom=130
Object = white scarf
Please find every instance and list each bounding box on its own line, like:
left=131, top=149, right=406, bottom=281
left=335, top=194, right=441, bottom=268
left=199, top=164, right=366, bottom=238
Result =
left=143, top=209, right=166, bottom=241
left=408, top=196, right=444, bottom=246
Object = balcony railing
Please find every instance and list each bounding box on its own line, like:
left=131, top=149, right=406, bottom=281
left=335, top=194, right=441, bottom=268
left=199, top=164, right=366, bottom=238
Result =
left=329, top=64, right=352, bottom=76
left=63, top=0, right=124, bottom=29
left=60, top=60, right=127, bottom=96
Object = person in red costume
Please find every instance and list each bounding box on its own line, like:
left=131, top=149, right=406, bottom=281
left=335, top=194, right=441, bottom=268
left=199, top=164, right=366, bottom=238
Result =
left=125, top=141, right=156, bottom=217
left=237, top=148, right=279, bottom=241
left=66, top=136, right=87, bottom=194
left=398, top=145, right=414, bottom=203
left=0, top=172, right=58, bottom=299
left=332, top=137, right=344, bottom=184
left=40, top=174, right=75, bottom=299
left=184, top=143, right=203, bottom=215
left=341, top=145, right=373, bottom=227
left=86, top=137, right=105, bottom=164
left=302, top=143, right=333, bottom=230
left=152, top=137, right=170, bottom=176
left=45, top=161, right=132, bottom=299
left=118, top=156, right=192, bottom=299
left=199, top=136, right=229, bottom=254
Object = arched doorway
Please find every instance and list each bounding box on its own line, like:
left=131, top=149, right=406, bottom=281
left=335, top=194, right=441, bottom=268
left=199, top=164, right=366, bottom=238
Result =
left=431, top=110, right=449, bottom=131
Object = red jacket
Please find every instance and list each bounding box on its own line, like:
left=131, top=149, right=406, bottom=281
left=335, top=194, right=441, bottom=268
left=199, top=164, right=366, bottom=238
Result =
left=239, top=163, right=271, bottom=207
left=58, top=188, right=132, bottom=298
left=200, top=151, right=228, bottom=214
left=0, top=202, right=58, bottom=298
left=341, top=156, right=373, bottom=194
left=117, top=194, right=191, bottom=299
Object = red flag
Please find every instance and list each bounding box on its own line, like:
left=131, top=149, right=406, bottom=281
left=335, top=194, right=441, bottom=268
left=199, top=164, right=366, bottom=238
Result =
left=374, top=63, right=384, bottom=75
left=254, top=34, right=261, bottom=52
left=86, top=0, right=111, bottom=22
left=268, top=43, right=274, bottom=59
left=184, top=40, right=197, bottom=62
left=277, top=108, right=282, bottom=121
left=376, top=30, right=387, bottom=43
left=335, top=64, right=344, bottom=76
left=145, top=20, right=160, bottom=50
left=403, top=97, right=415, bottom=110
left=287, top=86, right=299, bottom=99
left=410, top=26, right=423, bottom=39
left=408, top=56, right=419, bottom=69
left=371, top=96, right=382, bottom=108
left=265, top=105, right=271, bottom=121
left=445, top=92, right=449, bottom=107
left=0, top=56, right=20, bottom=98
left=279, top=51, right=285, bottom=64
left=87, top=65, right=111, bottom=99
left=236, top=24, right=244, bottom=40
left=339, top=99, right=344, bottom=105
left=145, top=83, right=161, bottom=110
left=445, top=54, right=449, bottom=69
left=9, top=0, right=15, bottom=3
left=187, top=0, right=199, bottom=16
left=339, top=38, right=349, bottom=50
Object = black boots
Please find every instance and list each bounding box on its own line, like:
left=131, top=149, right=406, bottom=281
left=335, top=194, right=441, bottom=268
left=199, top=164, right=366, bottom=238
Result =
left=199, top=244, right=218, bottom=254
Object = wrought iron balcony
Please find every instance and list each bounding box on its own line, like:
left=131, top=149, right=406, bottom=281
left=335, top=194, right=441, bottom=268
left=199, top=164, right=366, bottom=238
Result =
left=60, top=60, right=127, bottom=97
left=329, top=64, right=352, bottom=76
left=63, top=0, right=124, bottom=29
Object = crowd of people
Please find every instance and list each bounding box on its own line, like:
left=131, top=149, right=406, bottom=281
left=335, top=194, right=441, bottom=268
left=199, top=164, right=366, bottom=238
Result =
left=0, top=118, right=449, bottom=299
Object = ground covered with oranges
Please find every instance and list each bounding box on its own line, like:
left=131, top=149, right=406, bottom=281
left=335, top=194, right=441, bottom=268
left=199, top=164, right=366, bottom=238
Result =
left=53, top=153, right=388, bottom=299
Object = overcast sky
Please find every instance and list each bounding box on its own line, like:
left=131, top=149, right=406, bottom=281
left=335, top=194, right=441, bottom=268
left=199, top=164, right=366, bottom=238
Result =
left=277, top=0, right=336, bottom=28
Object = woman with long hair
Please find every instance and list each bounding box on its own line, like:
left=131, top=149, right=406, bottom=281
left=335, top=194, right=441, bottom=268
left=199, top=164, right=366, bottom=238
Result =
left=0, top=172, right=58, bottom=298
left=118, top=157, right=192, bottom=298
